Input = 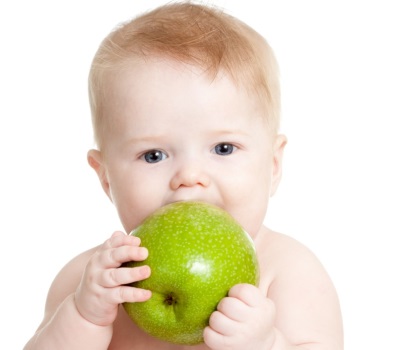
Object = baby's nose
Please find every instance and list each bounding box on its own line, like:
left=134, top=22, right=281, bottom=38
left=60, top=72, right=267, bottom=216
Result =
left=169, top=163, right=210, bottom=190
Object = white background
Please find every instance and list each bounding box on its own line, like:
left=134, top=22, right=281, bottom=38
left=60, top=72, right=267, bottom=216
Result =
left=1, top=1, right=399, bottom=348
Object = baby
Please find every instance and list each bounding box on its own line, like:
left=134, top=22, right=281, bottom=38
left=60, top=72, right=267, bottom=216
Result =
left=24, top=2, right=343, bottom=349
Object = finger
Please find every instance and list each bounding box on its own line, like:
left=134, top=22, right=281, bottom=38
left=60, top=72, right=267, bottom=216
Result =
left=112, top=244, right=148, bottom=264
left=208, top=310, right=240, bottom=336
left=106, top=231, right=141, bottom=249
left=228, top=283, right=261, bottom=307
left=203, top=325, right=234, bottom=350
left=107, top=285, right=152, bottom=304
left=100, top=245, right=148, bottom=268
left=101, top=265, right=151, bottom=287
left=216, top=296, right=248, bottom=322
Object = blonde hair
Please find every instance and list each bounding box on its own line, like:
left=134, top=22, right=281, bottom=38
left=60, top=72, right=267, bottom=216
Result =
left=89, top=1, right=280, bottom=148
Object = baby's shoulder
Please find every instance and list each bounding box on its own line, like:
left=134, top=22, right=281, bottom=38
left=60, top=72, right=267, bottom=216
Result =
left=257, top=227, right=331, bottom=292
left=44, top=245, right=100, bottom=314
left=258, top=227, right=318, bottom=262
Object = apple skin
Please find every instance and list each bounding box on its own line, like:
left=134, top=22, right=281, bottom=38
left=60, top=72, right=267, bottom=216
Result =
left=123, top=201, right=259, bottom=345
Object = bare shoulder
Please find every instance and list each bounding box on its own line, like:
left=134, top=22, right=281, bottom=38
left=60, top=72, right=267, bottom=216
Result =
left=257, top=227, right=331, bottom=282
left=38, top=245, right=100, bottom=329
left=256, top=227, right=344, bottom=348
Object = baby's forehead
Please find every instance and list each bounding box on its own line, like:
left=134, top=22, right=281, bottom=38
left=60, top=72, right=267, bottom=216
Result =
left=94, top=74, right=274, bottom=150
left=106, top=62, right=266, bottom=120
left=103, top=56, right=259, bottom=100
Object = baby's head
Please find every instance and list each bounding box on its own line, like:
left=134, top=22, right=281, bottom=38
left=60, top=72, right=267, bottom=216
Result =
left=88, top=2, right=280, bottom=149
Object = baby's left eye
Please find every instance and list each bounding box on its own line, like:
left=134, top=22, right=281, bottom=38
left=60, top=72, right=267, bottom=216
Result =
left=213, top=143, right=237, bottom=156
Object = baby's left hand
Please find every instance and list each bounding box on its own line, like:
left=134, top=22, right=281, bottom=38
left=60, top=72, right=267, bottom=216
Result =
left=203, top=284, right=276, bottom=350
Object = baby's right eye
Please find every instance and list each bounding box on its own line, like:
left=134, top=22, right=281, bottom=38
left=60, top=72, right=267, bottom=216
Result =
left=141, top=150, right=167, bottom=163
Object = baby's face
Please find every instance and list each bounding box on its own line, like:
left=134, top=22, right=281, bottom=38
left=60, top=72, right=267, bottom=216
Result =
left=93, top=59, right=284, bottom=237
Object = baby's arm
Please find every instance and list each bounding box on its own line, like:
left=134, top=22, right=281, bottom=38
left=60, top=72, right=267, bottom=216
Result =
left=204, top=231, right=343, bottom=350
left=266, top=235, right=343, bottom=349
left=23, top=231, right=151, bottom=350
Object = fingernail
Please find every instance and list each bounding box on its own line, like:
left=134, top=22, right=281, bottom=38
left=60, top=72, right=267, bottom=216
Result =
left=132, top=236, right=141, bottom=245
left=142, top=289, right=152, bottom=299
left=141, top=265, right=151, bottom=277
left=139, top=247, right=148, bottom=259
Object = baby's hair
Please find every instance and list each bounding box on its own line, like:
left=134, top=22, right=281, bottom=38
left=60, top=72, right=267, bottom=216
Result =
left=89, top=1, right=280, bottom=148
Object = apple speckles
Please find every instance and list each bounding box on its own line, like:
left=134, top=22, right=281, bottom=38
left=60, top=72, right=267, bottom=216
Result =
left=123, top=201, right=259, bottom=345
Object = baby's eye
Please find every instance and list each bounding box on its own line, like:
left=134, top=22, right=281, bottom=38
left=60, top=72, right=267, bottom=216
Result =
left=213, top=143, right=236, bottom=156
left=141, top=150, right=167, bottom=163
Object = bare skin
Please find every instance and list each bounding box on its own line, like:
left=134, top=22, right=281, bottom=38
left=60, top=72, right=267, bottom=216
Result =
left=24, top=60, right=343, bottom=349
left=24, top=227, right=342, bottom=350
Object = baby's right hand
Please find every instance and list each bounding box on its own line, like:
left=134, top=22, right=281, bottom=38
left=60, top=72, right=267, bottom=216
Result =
left=74, top=231, right=151, bottom=327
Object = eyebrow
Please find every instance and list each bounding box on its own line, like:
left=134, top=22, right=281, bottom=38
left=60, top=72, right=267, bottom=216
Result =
left=209, top=129, right=251, bottom=138
left=124, top=129, right=251, bottom=146
left=124, top=134, right=168, bottom=144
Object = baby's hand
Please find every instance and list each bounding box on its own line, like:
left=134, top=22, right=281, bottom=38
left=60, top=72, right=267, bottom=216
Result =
left=74, top=231, right=151, bottom=327
left=204, top=284, right=276, bottom=350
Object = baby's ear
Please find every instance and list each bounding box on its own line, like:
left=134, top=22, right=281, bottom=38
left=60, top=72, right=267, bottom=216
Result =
left=270, top=134, right=287, bottom=197
left=87, top=149, right=112, bottom=201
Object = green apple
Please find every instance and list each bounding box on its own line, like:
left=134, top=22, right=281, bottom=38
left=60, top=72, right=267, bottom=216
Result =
left=123, top=201, right=259, bottom=345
